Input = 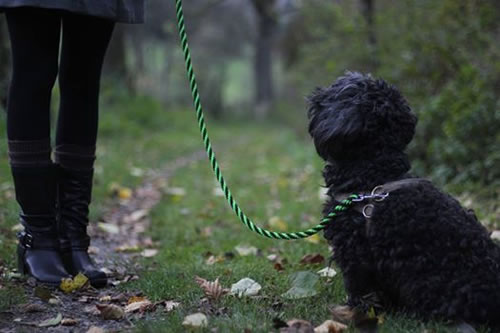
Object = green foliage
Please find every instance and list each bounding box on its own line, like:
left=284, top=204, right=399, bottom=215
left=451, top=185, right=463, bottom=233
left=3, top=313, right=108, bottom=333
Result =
left=283, top=0, right=500, bottom=189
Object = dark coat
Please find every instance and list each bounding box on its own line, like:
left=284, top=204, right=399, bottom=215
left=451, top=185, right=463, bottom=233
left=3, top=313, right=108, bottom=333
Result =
left=0, top=0, right=144, bottom=23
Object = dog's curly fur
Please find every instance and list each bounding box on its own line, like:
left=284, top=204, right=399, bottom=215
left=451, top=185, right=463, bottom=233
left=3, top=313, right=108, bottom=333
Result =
left=307, top=72, right=500, bottom=327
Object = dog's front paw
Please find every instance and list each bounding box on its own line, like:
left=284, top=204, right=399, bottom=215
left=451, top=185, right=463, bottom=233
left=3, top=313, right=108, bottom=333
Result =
left=347, top=292, right=383, bottom=313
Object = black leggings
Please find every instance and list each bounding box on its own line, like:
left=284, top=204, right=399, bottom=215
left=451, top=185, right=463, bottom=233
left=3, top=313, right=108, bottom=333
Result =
left=5, top=7, right=114, bottom=145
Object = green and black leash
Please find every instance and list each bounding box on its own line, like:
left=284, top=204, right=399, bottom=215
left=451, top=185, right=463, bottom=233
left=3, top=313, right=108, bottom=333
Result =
left=174, top=0, right=358, bottom=240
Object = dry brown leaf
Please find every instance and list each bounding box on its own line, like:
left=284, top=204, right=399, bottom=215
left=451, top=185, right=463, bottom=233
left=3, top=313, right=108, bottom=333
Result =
left=128, top=296, right=147, bottom=304
left=96, top=304, right=125, bottom=320
left=330, top=305, right=354, bottom=324
left=299, top=253, right=325, bottom=265
left=115, top=244, right=142, bottom=253
left=274, top=262, right=285, bottom=271
left=194, top=276, right=228, bottom=301
left=61, top=318, right=79, bottom=326
left=314, top=319, right=347, bottom=333
left=22, top=303, right=46, bottom=313
left=280, top=319, right=314, bottom=333
left=125, top=300, right=152, bottom=313
left=205, top=254, right=225, bottom=265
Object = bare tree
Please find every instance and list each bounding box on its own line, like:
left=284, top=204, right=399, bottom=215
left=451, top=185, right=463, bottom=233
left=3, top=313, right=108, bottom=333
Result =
left=251, top=0, right=277, bottom=119
left=360, top=0, right=378, bottom=70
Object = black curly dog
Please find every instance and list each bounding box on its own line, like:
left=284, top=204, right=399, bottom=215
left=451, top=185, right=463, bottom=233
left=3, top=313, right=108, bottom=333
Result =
left=307, top=72, right=500, bottom=328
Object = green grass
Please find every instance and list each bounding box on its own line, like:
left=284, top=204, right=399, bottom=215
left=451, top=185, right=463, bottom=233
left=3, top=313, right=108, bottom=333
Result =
left=122, top=119, right=494, bottom=332
left=0, top=93, right=497, bottom=332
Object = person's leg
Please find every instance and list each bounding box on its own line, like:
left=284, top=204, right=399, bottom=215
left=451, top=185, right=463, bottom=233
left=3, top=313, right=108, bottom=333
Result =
left=55, top=13, right=114, bottom=287
left=5, top=7, right=70, bottom=285
left=56, top=12, right=114, bottom=147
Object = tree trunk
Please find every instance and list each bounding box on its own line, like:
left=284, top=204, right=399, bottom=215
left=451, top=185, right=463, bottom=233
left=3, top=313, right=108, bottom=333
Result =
left=252, top=0, right=277, bottom=119
left=360, top=0, right=378, bottom=70
left=103, top=25, right=135, bottom=93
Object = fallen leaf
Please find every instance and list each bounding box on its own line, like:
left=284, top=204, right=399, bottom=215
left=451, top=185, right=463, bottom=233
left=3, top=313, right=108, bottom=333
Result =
left=61, top=318, right=78, bottom=326
left=114, top=244, right=141, bottom=253
left=125, top=300, right=152, bottom=313
left=282, top=271, right=319, bottom=299
left=213, top=187, right=225, bottom=197
left=124, top=209, right=148, bottom=223
left=99, top=295, right=112, bottom=302
left=48, top=298, right=61, bottom=305
left=11, top=224, right=23, bottom=232
left=205, top=254, right=225, bottom=265
left=130, top=167, right=145, bottom=177
left=88, top=246, right=100, bottom=255
left=22, top=303, right=46, bottom=313
left=98, top=222, right=120, bottom=234
left=230, top=278, right=262, bottom=297
left=299, top=253, right=325, bottom=265
left=234, top=244, right=258, bottom=256
left=268, top=216, right=288, bottom=231
left=182, top=313, right=208, bottom=328
left=141, top=249, right=158, bottom=258
left=164, top=300, right=181, bottom=312
left=60, top=273, right=89, bottom=293
left=274, top=262, right=285, bottom=271
left=96, top=304, right=125, bottom=320
left=165, top=187, right=186, bottom=202
left=314, top=319, right=347, bottom=333
left=280, top=319, right=314, bottom=333
left=195, top=276, right=228, bottom=301
left=34, top=286, right=53, bottom=301
left=306, top=234, right=321, bottom=244
left=330, top=305, right=354, bottom=324
left=317, top=267, right=337, bottom=278
left=128, top=296, right=146, bottom=304
left=86, top=326, right=105, bottom=333
left=118, top=187, right=132, bottom=199
left=38, top=313, right=62, bottom=327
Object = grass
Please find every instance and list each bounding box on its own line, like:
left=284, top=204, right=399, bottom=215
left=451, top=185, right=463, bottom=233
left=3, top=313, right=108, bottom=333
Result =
left=0, top=92, right=497, bottom=332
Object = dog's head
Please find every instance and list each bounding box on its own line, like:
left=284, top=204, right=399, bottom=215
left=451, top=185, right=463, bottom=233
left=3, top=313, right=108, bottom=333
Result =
left=307, top=71, right=417, bottom=161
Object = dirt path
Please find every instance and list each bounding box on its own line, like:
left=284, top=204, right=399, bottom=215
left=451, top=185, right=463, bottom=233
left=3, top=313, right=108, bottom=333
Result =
left=0, top=151, right=206, bottom=333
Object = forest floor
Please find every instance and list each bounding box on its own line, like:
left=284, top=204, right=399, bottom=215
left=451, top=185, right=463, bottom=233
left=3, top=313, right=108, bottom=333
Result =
left=0, top=96, right=498, bottom=332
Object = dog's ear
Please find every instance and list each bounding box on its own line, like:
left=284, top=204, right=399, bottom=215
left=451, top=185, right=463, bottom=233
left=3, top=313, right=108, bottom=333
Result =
left=307, top=86, right=365, bottom=161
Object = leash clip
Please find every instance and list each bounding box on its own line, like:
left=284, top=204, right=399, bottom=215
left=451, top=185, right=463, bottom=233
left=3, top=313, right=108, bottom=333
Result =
left=352, top=185, right=389, bottom=202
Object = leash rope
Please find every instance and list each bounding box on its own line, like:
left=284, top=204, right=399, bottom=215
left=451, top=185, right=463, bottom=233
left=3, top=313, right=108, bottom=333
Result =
left=174, top=0, right=358, bottom=240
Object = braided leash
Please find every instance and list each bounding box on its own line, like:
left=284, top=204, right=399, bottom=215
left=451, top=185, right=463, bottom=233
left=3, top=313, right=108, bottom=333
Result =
left=174, top=0, right=358, bottom=240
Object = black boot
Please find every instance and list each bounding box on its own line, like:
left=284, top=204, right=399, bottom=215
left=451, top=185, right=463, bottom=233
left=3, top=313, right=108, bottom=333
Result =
left=12, top=165, right=71, bottom=286
left=57, top=165, right=107, bottom=288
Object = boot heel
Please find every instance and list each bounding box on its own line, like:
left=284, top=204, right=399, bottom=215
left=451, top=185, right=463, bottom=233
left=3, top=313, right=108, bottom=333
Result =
left=17, top=244, right=27, bottom=275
